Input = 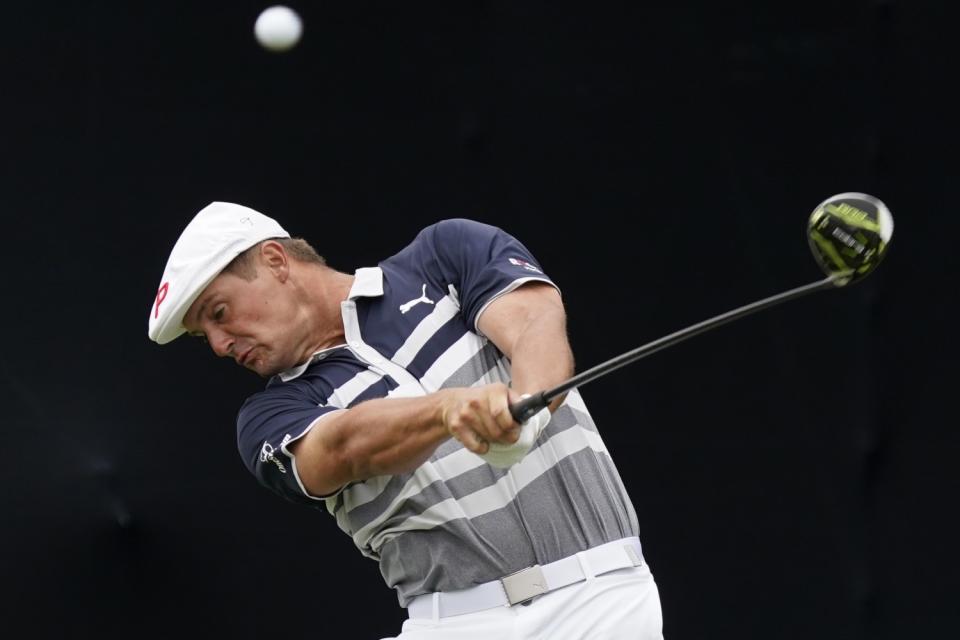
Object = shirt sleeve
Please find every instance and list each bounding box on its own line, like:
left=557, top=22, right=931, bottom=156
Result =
left=236, top=385, right=341, bottom=505
left=420, top=218, right=559, bottom=332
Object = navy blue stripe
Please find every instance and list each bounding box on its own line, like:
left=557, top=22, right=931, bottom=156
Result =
left=405, top=313, right=473, bottom=379
left=349, top=376, right=398, bottom=407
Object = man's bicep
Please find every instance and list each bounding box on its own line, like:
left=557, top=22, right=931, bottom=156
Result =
left=425, top=219, right=558, bottom=329
left=237, top=392, right=345, bottom=503
left=476, top=282, right=566, bottom=359
left=286, top=410, right=355, bottom=498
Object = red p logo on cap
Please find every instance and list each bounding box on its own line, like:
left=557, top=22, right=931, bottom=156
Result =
left=154, top=282, right=169, bottom=319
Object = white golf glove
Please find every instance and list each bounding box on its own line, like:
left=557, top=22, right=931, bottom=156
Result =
left=479, top=397, right=552, bottom=469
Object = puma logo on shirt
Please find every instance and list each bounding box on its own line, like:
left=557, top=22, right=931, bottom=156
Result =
left=399, top=284, right=435, bottom=314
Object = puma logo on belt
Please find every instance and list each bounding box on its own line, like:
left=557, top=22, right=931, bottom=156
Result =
left=399, top=284, right=435, bottom=314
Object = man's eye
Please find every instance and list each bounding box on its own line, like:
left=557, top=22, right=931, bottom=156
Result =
left=214, top=306, right=225, bottom=321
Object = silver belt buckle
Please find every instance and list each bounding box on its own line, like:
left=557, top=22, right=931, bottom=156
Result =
left=500, top=565, right=548, bottom=606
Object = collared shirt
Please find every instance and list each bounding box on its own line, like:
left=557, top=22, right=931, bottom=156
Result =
left=236, top=218, right=639, bottom=606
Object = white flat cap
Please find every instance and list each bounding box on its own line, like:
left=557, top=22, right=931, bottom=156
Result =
left=148, top=201, right=290, bottom=344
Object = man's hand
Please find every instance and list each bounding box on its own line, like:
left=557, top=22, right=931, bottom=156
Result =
left=480, top=401, right=552, bottom=468
left=439, top=383, right=522, bottom=454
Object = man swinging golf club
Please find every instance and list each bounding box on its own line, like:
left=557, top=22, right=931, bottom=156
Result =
left=148, top=202, right=665, bottom=640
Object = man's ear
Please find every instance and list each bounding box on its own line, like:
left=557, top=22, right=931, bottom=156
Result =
left=258, top=241, right=290, bottom=282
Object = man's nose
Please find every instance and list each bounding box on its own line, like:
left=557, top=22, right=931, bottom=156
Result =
left=208, top=328, right=234, bottom=358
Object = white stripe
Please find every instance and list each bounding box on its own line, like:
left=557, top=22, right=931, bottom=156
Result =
left=342, top=300, right=423, bottom=388
left=342, top=390, right=589, bottom=514
left=352, top=425, right=609, bottom=553
left=344, top=445, right=491, bottom=514
left=333, top=297, right=463, bottom=514
left=351, top=462, right=449, bottom=547
left=561, top=388, right=589, bottom=414
left=342, top=475, right=394, bottom=512
left=477, top=355, right=512, bottom=387
left=391, top=295, right=460, bottom=367
left=326, top=367, right=384, bottom=409
left=417, top=331, right=489, bottom=392
left=430, top=446, right=490, bottom=479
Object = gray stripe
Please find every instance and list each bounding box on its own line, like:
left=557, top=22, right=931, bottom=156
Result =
left=596, top=453, right=641, bottom=535
left=434, top=435, right=469, bottom=458
left=355, top=425, right=609, bottom=551
left=438, top=340, right=503, bottom=389
left=341, top=393, right=603, bottom=536
left=564, top=401, right=599, bottom=433
left=345, top=452, right=514, bottom=529
left=431, top=341, right=505, bottom=459
left=379, top=446, right=640, bottom=606
left=346, top=474, right=445, bottom=526
left=344, top=404, right=589, bottom=529
left=381, top=511, right=536, bottom=599
left=336, top=338, right=509, bottom=518
left=344, top=399, right=599, bottom=529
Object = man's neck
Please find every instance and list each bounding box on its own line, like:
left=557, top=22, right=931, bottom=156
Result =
left=303, top=267, right=355, bottom=353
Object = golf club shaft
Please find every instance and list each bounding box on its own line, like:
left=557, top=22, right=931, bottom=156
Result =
left=509, top=274, right=841, bottom=423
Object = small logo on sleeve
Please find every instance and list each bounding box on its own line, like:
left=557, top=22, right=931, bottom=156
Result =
left=260, top=442, right=287, bottom=474
left=508, top=257, right=542, bottom=273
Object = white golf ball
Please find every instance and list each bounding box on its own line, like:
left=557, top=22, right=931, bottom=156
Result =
left=254, top=6, right=303, bottom=52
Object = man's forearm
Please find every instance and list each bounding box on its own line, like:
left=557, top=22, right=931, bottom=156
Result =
left=297, top=394, right=451, bottom=493
left=292, top=384, right=520, bottom=495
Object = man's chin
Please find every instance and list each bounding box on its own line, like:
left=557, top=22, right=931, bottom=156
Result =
left=243, top=358, right=272, bottom=378
left=247, top=356, right=294, bottom=378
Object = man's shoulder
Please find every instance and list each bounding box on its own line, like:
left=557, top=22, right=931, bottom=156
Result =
left=388, top=218, right=504, bottom=259
left=422, top=217, right=500, bottom=236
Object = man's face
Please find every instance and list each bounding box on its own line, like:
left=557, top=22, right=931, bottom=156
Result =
left=183, top=265, right=304, bottom=377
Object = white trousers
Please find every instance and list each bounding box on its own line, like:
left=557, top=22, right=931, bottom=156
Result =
left=385, top=564, right=664, bottom=640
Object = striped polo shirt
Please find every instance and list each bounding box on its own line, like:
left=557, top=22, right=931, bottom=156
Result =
left=236, top=218, right=640, bottom=606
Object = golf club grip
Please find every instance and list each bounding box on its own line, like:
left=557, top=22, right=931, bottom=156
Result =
left=509, top=392, right=550, bottom=424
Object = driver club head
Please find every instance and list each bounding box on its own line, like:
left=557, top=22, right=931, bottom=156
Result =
left=807, top=192, right=894, bottom=286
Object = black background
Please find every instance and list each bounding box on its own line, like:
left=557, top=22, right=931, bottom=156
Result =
left=3, top=2, right=957, bottom=638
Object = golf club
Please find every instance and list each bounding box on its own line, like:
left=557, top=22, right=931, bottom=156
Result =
left=509, top=192, right=894, bottom=423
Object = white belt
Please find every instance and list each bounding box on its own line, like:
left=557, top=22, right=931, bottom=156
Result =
left=407, top=537, right=644, bottom=620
